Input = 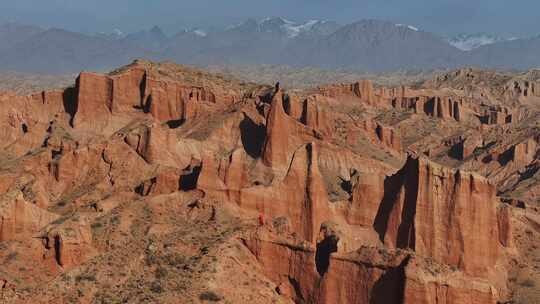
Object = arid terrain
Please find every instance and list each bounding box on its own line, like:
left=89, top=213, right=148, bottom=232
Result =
left=0, top=60, right=539, bottom=303
left=0, top=72, right=74, bottom=95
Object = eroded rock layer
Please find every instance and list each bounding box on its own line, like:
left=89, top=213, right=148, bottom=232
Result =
left=0, top=61, right=538, bottom=303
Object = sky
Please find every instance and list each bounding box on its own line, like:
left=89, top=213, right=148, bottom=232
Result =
left=0, top=0, right=537, bottom=38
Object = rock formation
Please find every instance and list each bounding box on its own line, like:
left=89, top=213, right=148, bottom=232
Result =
left=374, top=156, right=504, bottom=277
left=0, top=60, right=536, bottom=304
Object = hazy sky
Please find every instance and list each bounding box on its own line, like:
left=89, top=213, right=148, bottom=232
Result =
left=0, top=0, right=537, bottom=37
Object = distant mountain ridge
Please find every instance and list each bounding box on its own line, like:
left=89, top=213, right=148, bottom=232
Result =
left=0, top=18, right=538, bottom=73
left=446, top=33, right=517, bottom=51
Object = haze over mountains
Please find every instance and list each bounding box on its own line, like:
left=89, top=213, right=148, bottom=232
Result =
left=1, top=17, right=539, bottom=73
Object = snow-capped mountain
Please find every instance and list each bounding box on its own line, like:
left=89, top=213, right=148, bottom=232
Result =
left=94, top=28, right=126, bottom=41
left=228, top=17, right=340, bottom=38
left=447, top=33, right=516, bottom=51
left=2, top=18, right=540, bottom=73
left=395, top=24, right=419, bottom=32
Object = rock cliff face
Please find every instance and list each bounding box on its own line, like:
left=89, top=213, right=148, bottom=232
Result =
left=68, top=63, right=241, bottom=131
left=242, top=143, right=330, bottom=242
left=374, top=156, right=504, bottom=276
left=0, top=60, right=536, bottom=304
left=0, top=191, right=58, bottom=241
left=245, top=235, right=500, bottom=304
left=316, top=80, right=384, bottom=106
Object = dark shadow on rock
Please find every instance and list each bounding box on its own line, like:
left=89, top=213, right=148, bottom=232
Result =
left=62, top=86, right=78, bottom=127
left=395, top=164, right=418, bottom=249
left=498, top=147, right=514, bottom=166
left=448, top=141, right=464, bottom=160
left=373, top=157, right=419, bottom=249
left=143, top=95, right=152, bottom=113
left=373, top=173, right=404, bottom=243
left=423, top=97, right=435, bottom=116
left=369, top=256, right=409, bottom=304
left=179, top=162, right=202, bottom=191
left=166, top=119, right=184, bottom=129
left=519, top=164, right=539, bottom=182
left=315, top=235, right=338, bottom=276
left=139, top=72, right=147, bottom=108
left=240, top=114, right=266, bottom=158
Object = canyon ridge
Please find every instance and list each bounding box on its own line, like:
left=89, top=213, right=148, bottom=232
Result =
left=0, top=60, right=539, bottom=303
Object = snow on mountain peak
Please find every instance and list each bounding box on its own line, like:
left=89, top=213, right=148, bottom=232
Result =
left=447, top=33, right=513, bottom=51
left=229, top=18, right=328, bottom=38
left=283, top=20, right=322, bottom=37
left=395, top=24, right=419, bottom=32
left=192, top=29, right=207, bottom=37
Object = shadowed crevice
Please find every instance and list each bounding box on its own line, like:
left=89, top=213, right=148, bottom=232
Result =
left=240, top=114, right=266, bottom=158
left=373, top=172, right=404, bottom=242
left=395, top=159, right=419, bottom=249
left=179, top=162, right=202, bottom=191
left=62, top=86, right=78, bottom=127
left=315, top=235, right=338, bottom=276
left=373, top=157, right=419, bottom=248
left=54, top=235, right=63, bottom=266
left=369, top=256, right=410, bottom=304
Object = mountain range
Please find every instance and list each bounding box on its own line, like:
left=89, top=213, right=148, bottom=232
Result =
left=0, top=18, right=538, bottom=73
left=446, top=33, right=516, bottom=51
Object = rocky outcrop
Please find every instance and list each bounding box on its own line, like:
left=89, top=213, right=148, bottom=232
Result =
left=283, top=93, right=304, bottom=121
left=453, top=133, right=483, bottom=160
left=0, top=90, right=66, bottom=154
left=260, top=87, right=316, bottom=175
left=0, top=60, right=524, bottom=303
left=261, top=88, right=290, bottom=169
left=346, top=173, right=386, bottom=227
left=242, top=143, right=330, bottom=242
left=72, top=72, right=114, bottom=128
left=316, top=80, right=382, bottom=106
left=374, top=156, right=504, bottom=277
left=504, top=79, right=540, bottom=100
left=245, top=235, right=500, bottom=304
left=0, top=191, right=58, bottom=242
left=393, top=95, right=464, bottom=121
left=135, top=170, right=181, bottom=197
left=356, top=120, right=403, bottom=153
left=302, top=98, right=332, bottom=138
left=375, top=123, right=402, bottom=152
left=479, top=106, right=513, bottom=125
left=71, top=64, right=241, bottom=130
left=512, top=138, right=537, bottom=167
left=39, top=216, right=95, bottom=269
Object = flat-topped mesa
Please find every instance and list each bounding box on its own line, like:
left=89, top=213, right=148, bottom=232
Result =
left=479, top=106, right=513, bottom=125
left=316, top=80, right=384, bottom=106
left=0, top=90, right=67, bottom=153
left=71, top=65, right=241, bottom=128
left=503, top=79, right=540, bottom=101
left=393, top=94, right=464, bottom=121
left=358, top=120, right=403, bottom=153
left=72, top=72, right=115, bottom=128
left=301, top=98, right=332, bottom=138
left=503, top=138, right=538, bottom=168
left=283, top=93, right=304, bottom=121
left=374, top=155, right=506, bottom=277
